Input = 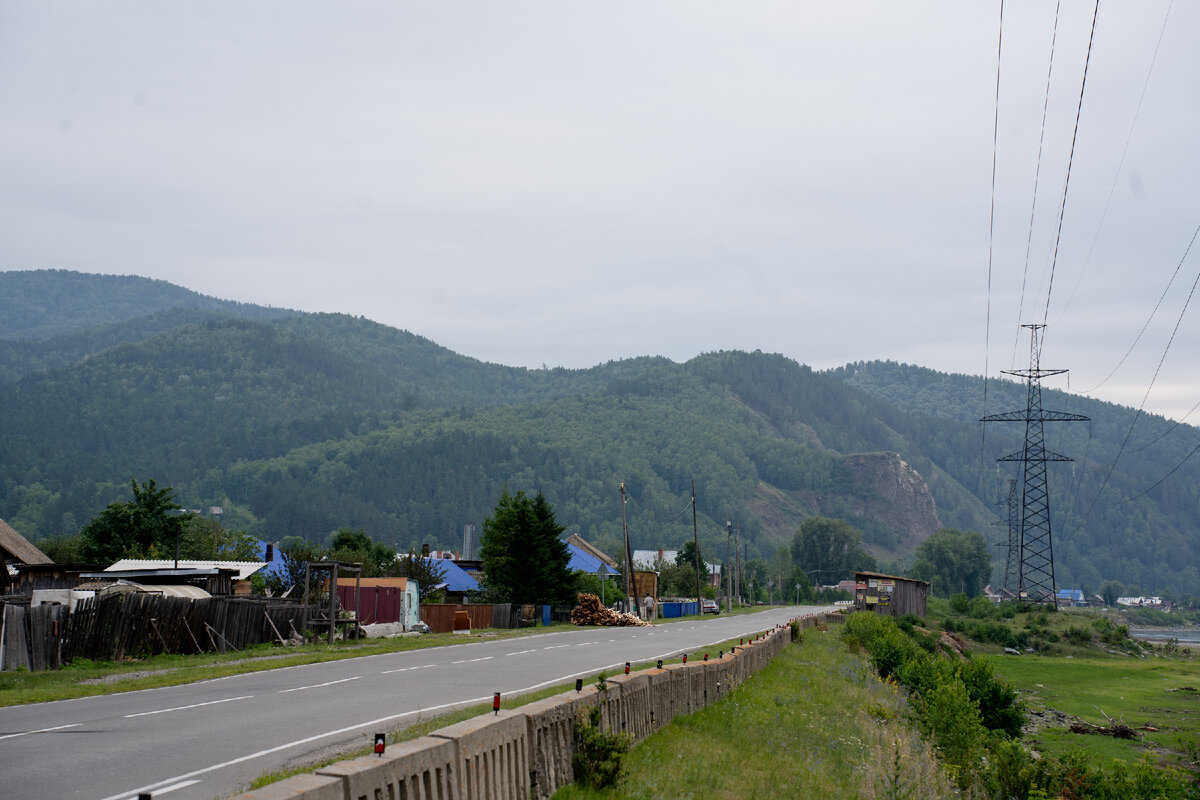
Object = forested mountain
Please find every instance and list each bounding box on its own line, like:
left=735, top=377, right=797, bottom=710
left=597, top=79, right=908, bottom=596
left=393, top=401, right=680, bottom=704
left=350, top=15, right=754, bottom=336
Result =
left=2, top=270, right=1196, bottom=596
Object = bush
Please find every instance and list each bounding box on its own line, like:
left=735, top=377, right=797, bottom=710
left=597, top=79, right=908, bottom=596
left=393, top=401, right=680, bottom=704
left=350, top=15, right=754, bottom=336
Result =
left=971, top=621, right=1018, bottom=648
left=870, top=626, right=920, bottom=681
left=790, top=619, right=803, bottom=642
left=918, top=676, right=984, bottom=788
left=1064, top=625, right=1092, bottom=645
left=572, top=705, right=631, bottom=789
left=843, top=610, right=892, bottom=651
left=959, top=656, right=1024, bottom=737
left=950, top=594, right=972, bottom=615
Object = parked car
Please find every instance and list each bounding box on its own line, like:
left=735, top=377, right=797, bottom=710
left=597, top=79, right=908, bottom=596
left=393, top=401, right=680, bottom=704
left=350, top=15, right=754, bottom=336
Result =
left=702, top=599, right=720, bottom=614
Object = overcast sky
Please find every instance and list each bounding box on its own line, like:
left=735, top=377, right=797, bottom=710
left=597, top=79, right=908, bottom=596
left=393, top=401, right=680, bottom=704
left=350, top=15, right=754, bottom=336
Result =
left=2, top=2, right=1198, bottom=423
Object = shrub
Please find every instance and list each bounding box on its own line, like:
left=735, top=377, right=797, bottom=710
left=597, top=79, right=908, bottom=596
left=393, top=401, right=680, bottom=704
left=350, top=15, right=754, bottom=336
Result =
left=843, top=610, right=892, bottom=651
left=958, top=656, right=1024, bottom=737
left=870, top=626, right=920, bottom=681
left=971, top=621, right=1017, bottom=648
left=1064, top=625, right=1092, bottom=645
left=790, top=619, right=803, bottom=642
left=572, top=705, right=631, bottom=789
left=918, top=676, right=984, bottom=789
left=950, top=594, right=972, bottom=615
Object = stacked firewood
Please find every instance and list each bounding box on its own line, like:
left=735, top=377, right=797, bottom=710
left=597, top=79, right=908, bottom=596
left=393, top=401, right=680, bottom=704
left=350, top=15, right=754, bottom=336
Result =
left=570, top=593, right=649, bottom=627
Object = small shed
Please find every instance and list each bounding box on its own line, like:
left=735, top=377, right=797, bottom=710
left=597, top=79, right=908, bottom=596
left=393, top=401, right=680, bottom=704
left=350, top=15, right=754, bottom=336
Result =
left=854, top=571, right=928, bottom=617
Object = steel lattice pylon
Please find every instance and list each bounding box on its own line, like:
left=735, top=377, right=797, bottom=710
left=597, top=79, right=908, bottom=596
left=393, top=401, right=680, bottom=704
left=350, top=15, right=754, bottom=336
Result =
left=981, top=325, right=1088, bottom=607
left=1002, top=479, right=1019, bottom=593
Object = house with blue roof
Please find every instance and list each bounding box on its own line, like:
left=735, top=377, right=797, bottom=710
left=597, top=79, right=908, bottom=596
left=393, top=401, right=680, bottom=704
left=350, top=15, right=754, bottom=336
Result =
left=1056, top=588, right=1086, bottom=607
left=425, top=557, right=480, bottom=603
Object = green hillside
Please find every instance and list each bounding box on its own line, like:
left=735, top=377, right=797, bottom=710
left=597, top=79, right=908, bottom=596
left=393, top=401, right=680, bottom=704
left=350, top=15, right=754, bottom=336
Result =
left=1, top=270, right=1196, bottom=596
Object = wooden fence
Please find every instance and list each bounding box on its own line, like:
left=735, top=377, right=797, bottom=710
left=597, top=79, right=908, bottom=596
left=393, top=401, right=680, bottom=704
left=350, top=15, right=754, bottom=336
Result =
left=418, top=603, right=531, bottom=633
left=1, top=594, right=314, bottom=671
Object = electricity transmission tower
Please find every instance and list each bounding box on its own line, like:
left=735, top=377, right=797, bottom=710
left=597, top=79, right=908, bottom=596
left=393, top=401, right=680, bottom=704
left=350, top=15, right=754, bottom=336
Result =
left=997, top=479, right=1018, bottom=593
left=981, top=325, right=1088, bottom=607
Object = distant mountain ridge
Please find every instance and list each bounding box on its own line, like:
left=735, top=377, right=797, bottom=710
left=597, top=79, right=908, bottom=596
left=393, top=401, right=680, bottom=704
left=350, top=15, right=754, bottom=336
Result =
left=2, top=269, right=1197, bottom=596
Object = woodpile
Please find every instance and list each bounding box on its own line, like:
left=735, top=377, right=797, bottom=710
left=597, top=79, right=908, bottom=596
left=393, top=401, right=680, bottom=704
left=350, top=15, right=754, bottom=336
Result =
left=570, top=593, right=649, bottom=627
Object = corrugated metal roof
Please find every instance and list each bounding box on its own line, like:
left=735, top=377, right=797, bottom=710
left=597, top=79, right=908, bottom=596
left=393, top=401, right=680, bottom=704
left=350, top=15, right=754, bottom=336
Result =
left=100, top=580, right=212, bottom=599
left=427, top=558, right=479, bottom=593
left=567, top=543, right=620, bottom=576
left=105, top=559, right=266, bottom=580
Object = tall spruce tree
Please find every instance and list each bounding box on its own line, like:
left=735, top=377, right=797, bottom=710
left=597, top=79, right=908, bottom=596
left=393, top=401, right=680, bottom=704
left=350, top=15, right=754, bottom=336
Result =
left=480, top=489, right=573, bottom=604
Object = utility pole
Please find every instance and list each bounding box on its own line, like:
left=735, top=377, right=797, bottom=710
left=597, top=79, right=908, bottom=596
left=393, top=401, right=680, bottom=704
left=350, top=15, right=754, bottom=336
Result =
left=725, top=519, right=733, bottom=613
left=691, top=479, right=702, bottom=614
left=620, top=481, right=639, bottom=616
left=733, top=525, right=741, bottom=606
left=981, top=325, right=1088, bottom=608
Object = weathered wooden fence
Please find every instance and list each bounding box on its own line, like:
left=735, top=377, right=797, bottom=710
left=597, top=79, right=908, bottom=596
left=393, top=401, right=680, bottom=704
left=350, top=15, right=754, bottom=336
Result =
left=2, top=602, right=67, bottom=672
left=1, top=595, right=314, bottom=671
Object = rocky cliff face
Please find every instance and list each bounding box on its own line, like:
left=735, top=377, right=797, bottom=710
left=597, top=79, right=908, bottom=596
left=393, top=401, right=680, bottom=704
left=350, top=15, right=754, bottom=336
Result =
left=836, top=451, right=942, bottom=550
left=748, top=450, right=943, bottom=555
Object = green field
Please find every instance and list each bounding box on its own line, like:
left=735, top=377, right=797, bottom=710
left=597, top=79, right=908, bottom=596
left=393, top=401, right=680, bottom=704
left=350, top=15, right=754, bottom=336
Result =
left=992, top=653, right=1200, bottom=771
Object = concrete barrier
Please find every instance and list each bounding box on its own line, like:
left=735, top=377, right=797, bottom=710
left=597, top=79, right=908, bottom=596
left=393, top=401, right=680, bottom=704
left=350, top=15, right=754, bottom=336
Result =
left=431, top=710, right=530, bottom=800
left=607, top=672, right=654, bottom=741
left=233, top=610, right=839, bottom=800
left=234, top=773, right=343, bottom=800
left=316, top=735, right=458, bottom=800
left=522, top=689, right=598, bottom=799
left=645, top=668, right=674, bottom=733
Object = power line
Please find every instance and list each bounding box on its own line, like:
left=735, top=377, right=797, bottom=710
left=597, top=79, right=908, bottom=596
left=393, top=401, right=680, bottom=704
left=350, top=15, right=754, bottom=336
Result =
left=984, top=0, right=1006, bottom=427
left=1076, top=225, right=1200, bottom=519
left=1042, top=0, right=1102, bottom=326
left=1013, top=0, right=1062, bottom=367
left=1082, top=221, right=1199, bottom=394
left=1058, top=0, right=1175, bottom=322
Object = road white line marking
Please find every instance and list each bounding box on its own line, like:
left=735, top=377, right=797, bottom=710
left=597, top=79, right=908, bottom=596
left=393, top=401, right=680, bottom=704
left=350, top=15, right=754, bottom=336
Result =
left=504, top=649, right=537, bottom=656
left=279, top=677, right=361, bottom=693
left=542, top=644, right=571, bottom=650
left=96, top=696, right=497, bottom=800
left=124, top=696, right=254, bottom=718
left=117, top=779, right=200, bottom=799
left=0, top=723, right=80, bottom=740
left=380, top=664, right=435, bottom=674
left=451, top=656, right=494, bottom=664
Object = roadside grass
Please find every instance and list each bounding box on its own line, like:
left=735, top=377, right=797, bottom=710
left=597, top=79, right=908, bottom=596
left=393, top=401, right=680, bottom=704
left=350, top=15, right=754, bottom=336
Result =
left=247, top=627, right=783, bottom=791
left=554, top=629, right=953, bottom=800
left=0, top=624, right=577, bottom=706
left=991, top=653, right=1200, bottom=772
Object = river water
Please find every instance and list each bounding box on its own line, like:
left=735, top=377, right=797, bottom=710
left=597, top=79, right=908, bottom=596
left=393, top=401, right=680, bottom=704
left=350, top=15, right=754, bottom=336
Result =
left=1129, top=626, right=1200, bottom=647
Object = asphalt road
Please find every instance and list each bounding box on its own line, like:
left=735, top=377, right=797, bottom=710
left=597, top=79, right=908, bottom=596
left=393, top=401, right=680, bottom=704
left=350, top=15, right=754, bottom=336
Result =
left=0, top=604, right=835, bottom=800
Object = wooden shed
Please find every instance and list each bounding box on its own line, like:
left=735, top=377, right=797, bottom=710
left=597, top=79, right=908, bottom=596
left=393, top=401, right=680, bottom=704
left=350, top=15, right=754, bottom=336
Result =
left=854, top=571, right=928, bottom=617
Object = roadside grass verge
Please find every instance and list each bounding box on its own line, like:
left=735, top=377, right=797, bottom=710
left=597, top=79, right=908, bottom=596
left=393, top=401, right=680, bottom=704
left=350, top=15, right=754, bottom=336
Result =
left=554, top=629, right=952, bottom=800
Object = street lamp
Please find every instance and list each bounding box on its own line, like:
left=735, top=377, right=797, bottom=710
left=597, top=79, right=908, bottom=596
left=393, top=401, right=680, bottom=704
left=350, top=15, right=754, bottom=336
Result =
left=795, top=583, right=801, bottom=605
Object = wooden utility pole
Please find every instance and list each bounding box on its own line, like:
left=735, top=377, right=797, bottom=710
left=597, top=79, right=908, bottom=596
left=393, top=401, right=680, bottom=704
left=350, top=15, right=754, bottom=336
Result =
left=725, top=519, right=732, bottom=613
left=620, top=481, right=639, bottom=616
left=691, top=479, right=702, bottom=614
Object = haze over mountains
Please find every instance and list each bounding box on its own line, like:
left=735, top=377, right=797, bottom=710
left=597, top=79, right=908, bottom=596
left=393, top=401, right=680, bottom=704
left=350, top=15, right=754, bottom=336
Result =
left=2, top=270, right=1197, bottom=596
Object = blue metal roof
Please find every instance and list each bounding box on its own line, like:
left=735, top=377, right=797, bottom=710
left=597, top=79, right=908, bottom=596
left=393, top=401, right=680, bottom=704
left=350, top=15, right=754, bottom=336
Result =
left=427, top=557, right=480, bottom=593
left=566, top=542, right=618, bottom=576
